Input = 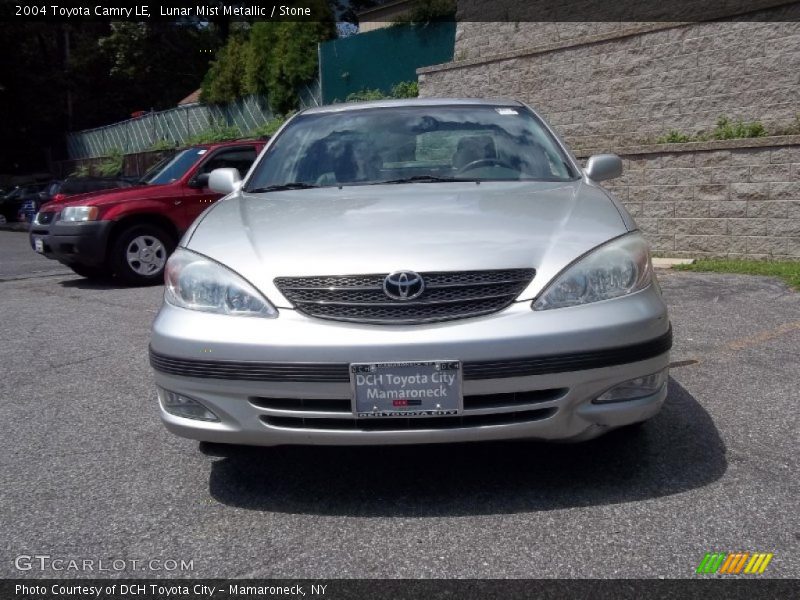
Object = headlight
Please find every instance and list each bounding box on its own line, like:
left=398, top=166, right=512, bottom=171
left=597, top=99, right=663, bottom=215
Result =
left=164, top=248, right=278, bottom=318
left=60, top=206, right=99, bottom=222
left=533, top=232, right=653, bottom=310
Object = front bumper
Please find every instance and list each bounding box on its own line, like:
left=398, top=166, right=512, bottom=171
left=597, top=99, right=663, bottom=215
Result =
left=29, top=224, right=55, bottom=259
left=48, top=220, right=114, bottom=267
left=150, top=285, right=671, bottom=446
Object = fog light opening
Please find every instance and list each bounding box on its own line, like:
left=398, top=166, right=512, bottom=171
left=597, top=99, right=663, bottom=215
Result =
left=593, top=369, right=668, bottom=404
left=159, top=388, right=219, bottom=422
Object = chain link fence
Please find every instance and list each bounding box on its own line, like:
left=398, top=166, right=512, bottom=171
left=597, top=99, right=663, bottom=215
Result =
left=66, top=82, right=321, bottom=160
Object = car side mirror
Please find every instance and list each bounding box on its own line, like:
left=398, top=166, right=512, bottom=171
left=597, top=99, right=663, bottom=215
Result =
left=188, top=173, right=210, bottom=189
left=584, top=154, right=623, bottom=182
left=208, top=168, right=242, bottom=194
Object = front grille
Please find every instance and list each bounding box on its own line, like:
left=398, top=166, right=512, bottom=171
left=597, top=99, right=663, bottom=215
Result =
left=274, top=269, right=535, bottom=324
left=249, top=388, right=567, bottom=414
left=261, top=408, right=556, bottom=432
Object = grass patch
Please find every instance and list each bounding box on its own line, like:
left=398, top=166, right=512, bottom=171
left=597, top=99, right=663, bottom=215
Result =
left=655, top=115, right=767, bottom=144
left=673, top=259, right=800, bottom=289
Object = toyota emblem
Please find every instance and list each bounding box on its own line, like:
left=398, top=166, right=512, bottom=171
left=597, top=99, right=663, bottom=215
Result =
left=383, top=270, right=425, bottom=301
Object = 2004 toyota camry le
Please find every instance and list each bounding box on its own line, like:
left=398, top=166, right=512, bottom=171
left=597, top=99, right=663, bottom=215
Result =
left=149, top=98, right=672, bottom=447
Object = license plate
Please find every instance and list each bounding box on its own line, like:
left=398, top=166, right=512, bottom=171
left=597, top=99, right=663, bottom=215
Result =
left=34, top=238, right=44, bottom=253
left=350, top=360, right=462, bottom=418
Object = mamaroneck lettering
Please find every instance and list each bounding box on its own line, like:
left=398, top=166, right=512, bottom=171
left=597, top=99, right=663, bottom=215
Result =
left=229, top=584, right=318, bottom=595
left=367, top=386, right=448, bottom=399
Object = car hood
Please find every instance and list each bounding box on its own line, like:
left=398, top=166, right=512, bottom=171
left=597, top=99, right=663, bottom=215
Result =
left=186, top=180, right=629, bottom=306
left=40, top=183, right=168, bottom=211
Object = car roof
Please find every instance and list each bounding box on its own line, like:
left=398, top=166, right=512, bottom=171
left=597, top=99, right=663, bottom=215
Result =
left=301, top=97, right=525, bottom=115
left=189, top=139, right=265, bottom=150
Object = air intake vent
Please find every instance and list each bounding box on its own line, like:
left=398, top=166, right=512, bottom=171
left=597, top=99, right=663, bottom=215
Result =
left=261, top=408, right=556, bottom=431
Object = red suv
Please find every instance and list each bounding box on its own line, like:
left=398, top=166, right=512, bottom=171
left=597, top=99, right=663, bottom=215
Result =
left=31, top=140, right=265, bottom=284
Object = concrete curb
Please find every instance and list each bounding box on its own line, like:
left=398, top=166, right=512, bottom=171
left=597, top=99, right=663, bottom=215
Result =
left=653, top=257, right=696, bottom=269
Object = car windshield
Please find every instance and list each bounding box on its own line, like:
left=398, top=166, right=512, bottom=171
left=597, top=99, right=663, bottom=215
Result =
left=144, top=148, right=207, bottom=185
left=137, top=154, right=176, bottom=184
left=245, top=105, right=577, bottom=192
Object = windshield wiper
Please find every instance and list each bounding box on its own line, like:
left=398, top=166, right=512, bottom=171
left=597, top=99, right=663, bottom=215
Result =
left=247, top=182, right=320, bottom=193
left=376, top=175, right=460, bottom=184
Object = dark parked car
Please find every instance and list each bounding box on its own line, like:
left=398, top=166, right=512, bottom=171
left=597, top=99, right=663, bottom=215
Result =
left=0, top=184, right=46, bottom=224
left=31, top=141, right=264, bottom=283
left=38, top=180, right=64, bottom=204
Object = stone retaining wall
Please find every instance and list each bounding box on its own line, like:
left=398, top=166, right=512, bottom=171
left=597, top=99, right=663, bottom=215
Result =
left=419, top=16, right=800, bottom=153
left=582, top=137, right=800, bottom=258
left=417, top=3, right=800, bottom=257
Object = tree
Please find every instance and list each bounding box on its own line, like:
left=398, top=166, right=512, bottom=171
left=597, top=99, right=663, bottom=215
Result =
left=329, top=0, right=379, bottom=26
left=202, top=3, right=335, bottom=114
left=0, top=19, right=221, bottom=172
left=244, top=18, right=335, bottom=113
left=200, top=33, right=250, bottom=104
left=98, top=21, right=220, bottom=108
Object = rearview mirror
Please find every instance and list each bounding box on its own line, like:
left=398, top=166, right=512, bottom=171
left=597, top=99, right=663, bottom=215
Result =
left=584, top=154, right=623, bottom=182
left=188, top=173, right=210, bottom=189
left=208, top=168, right=242, bottom=195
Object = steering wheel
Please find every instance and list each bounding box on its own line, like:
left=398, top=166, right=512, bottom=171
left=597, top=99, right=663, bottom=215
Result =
left=456, top=157, right=515, bottom=173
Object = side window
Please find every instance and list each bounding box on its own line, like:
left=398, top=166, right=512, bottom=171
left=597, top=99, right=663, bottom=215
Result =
left=198, top=147, right=258, bottom=179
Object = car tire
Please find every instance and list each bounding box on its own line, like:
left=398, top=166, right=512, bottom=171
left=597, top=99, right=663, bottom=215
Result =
left=69, top=264, right=111, bottom=280
left=111, top=224, right=175, bottom=285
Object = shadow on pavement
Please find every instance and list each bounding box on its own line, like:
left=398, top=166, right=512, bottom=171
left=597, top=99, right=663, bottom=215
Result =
left=207, top=377, right=726, bottom=516
left=58, top=277, right=160, bottom=291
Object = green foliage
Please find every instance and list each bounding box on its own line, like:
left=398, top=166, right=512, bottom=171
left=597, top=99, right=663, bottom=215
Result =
left=711, top=116, right=766, bottom=140
left=201, top=34, right=249, bottom=104
left=345, top=88, right=389, bottom=102
left=185, top=122, right=242, bottom=145
left=656, top=115, right=768, bottom=144
left=656, top=130, right=693, bottom=144
left=97, top=148, right=124, bottom=177
left=674, top=259, right=800, bottom=289
left=149, top=139, right=177, bottom=151
left=0, top=20, right=218, bottom=172
left=390, top=80, right=419, bottom=98
left=70, top=164, right=92, bottom=178
left=344, top=80, right=419, bottom=102
left=391, top=0, right=457, bottom=25
left=244, top=16, right=336, bottom=114
left=251, top=115, right=291, bottom=138
left=200, top=3, right=336, bottom=113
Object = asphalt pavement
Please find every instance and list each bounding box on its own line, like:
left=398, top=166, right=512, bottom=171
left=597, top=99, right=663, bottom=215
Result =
left=0, top=228, right=70, bottom=280
left=0, top=229, right=797, bottom=579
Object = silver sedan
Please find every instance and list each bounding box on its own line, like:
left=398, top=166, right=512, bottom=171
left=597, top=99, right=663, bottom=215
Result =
left=149, top=98, right=671, bottom=447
